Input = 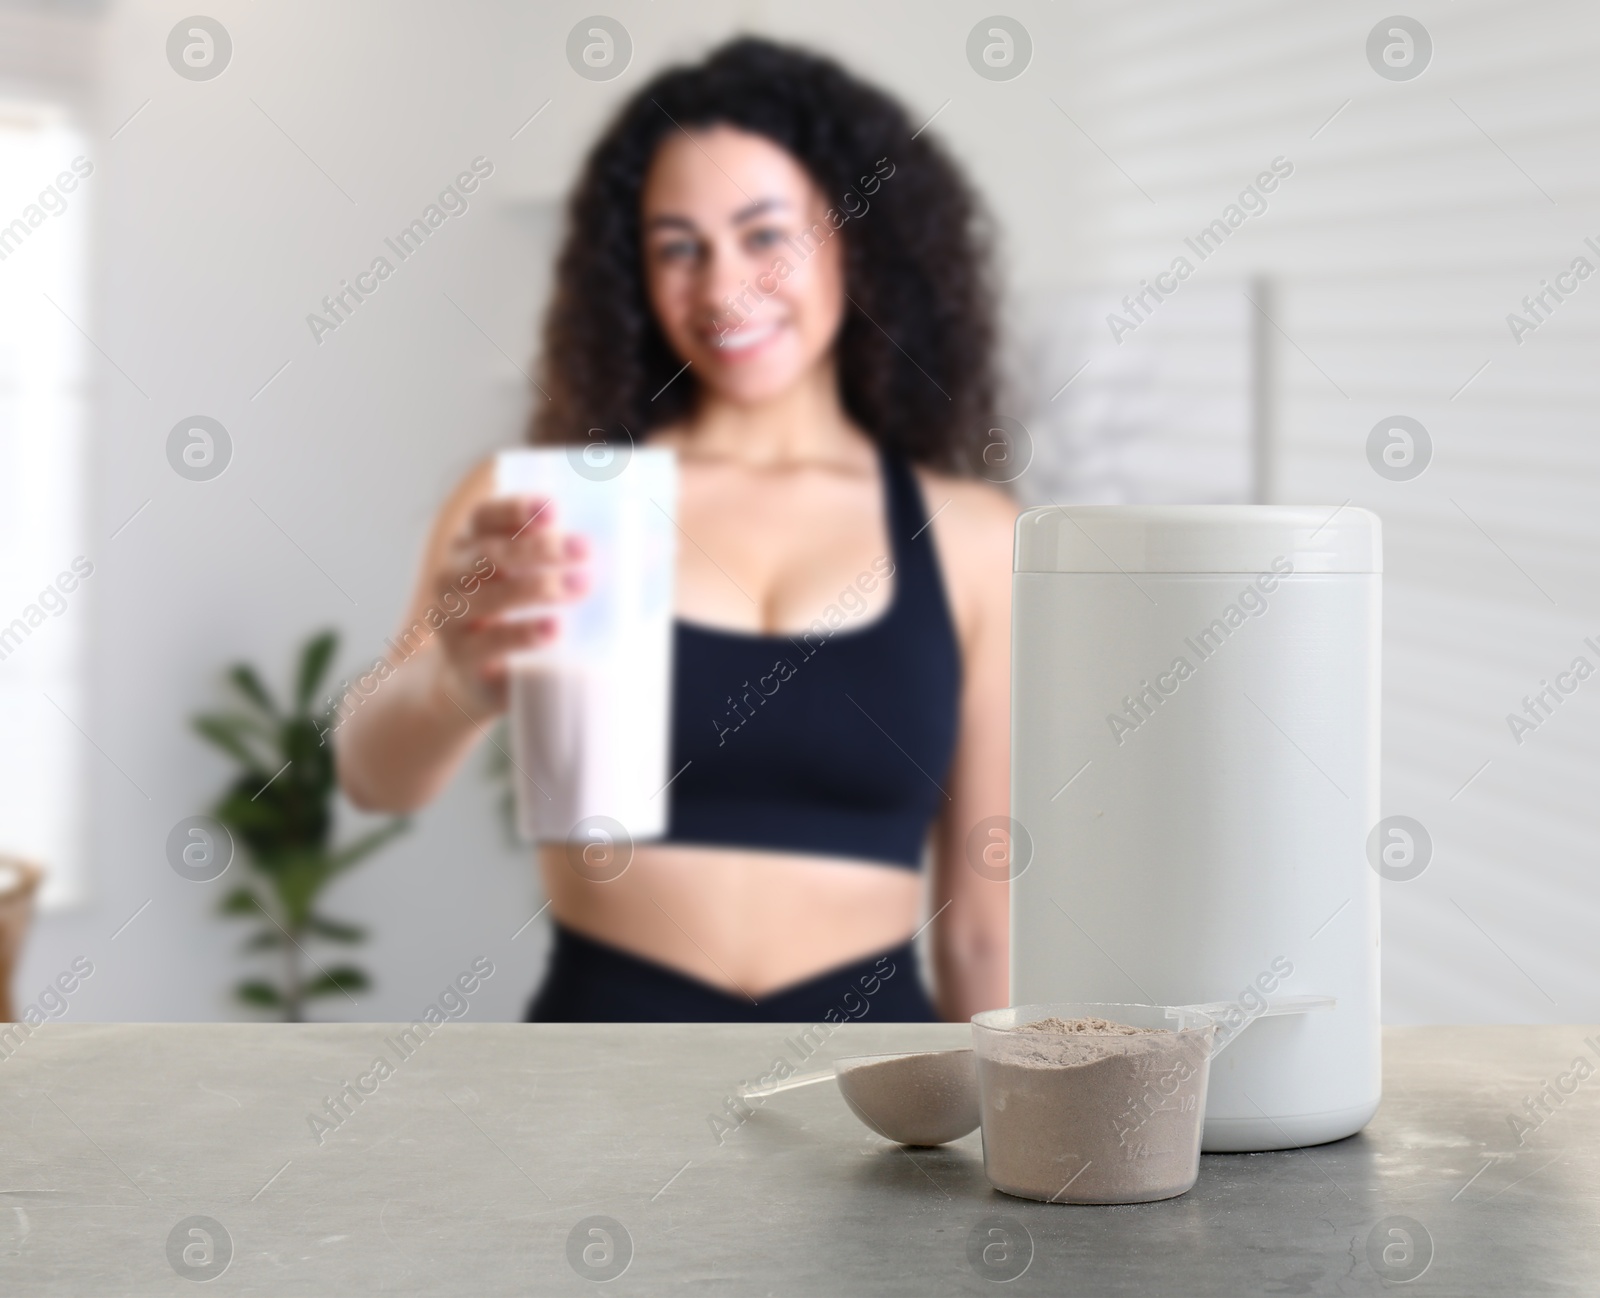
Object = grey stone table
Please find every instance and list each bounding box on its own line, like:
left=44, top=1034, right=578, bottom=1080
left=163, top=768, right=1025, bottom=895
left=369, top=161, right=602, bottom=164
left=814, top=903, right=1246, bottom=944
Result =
left=1, top=1023, right=1595, bottom=1294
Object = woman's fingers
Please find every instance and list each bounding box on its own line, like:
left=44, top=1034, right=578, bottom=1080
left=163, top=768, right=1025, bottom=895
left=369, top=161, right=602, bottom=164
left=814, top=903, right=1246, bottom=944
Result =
left=471, top=494, right=554, bottom=537
left=437, top=557, right=586, bottom=615
left=474, top=499, right=590, bottom=570
left=431, top=608, right=561, bottom=716
left=422, top=498, right=593, bottom=712
left=439, top=533, right=589, bottom=608
left=473, top=532, right=578, bottom=574
left=447, top=616, right=558, bottom=674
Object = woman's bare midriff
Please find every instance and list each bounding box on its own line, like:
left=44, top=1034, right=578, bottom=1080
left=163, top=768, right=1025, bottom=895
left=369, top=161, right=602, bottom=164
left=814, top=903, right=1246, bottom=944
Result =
left=538, top=842, right=924, bottom=999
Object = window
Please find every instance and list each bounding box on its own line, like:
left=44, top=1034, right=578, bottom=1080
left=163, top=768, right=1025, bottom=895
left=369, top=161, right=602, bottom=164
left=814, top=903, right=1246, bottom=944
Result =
left=0, top=101, right=91, bottom=908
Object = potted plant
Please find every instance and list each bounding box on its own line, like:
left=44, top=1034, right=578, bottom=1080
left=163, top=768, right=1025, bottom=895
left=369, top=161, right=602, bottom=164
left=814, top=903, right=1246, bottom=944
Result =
left=192, top=630, right=407, bottom=1021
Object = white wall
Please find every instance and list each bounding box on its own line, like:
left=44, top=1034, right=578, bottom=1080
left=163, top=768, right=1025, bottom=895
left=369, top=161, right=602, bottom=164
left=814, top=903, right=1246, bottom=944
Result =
left=8, top=0, right=1598, bottom=1023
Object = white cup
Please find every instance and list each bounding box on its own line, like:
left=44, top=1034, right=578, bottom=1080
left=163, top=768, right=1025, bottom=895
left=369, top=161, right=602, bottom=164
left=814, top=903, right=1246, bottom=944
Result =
left=494, top=447, right=678, bottom=843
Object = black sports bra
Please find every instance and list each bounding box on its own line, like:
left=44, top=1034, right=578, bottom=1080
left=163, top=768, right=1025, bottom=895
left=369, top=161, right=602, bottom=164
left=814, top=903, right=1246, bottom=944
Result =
left=659, top=447, right=962, bottom=871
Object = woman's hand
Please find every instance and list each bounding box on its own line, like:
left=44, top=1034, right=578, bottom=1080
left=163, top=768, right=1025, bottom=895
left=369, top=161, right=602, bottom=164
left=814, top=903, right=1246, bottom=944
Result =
left=431, top=495, right=590, bottom=716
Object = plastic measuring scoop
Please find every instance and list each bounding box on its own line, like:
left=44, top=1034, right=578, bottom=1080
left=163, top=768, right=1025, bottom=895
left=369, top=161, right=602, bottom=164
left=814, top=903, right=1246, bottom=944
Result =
left=736, top=995, right=1336, bottom=1149
left=738, top=1050, right=980, bottom=1147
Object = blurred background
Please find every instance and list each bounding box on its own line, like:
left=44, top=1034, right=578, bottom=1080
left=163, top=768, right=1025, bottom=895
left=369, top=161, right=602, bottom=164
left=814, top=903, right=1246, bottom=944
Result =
left=1, top=0, right=1596, bottom=1023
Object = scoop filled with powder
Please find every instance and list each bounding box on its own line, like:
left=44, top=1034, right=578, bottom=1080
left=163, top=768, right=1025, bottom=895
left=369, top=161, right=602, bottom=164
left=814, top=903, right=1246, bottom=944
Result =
left=735, top=1049, right=980, bottom=1147
left=971, top=1003, right=1215, bottom=1204
left=834, top=1050, right=980, bottom=1147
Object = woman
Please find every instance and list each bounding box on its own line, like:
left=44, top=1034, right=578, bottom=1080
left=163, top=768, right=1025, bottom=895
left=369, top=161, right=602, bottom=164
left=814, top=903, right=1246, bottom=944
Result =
left=336, top=38, right=1016, bottom=1023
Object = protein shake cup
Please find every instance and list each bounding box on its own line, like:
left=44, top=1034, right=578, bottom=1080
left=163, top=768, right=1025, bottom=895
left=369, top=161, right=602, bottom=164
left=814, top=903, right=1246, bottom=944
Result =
left=494, top=446, right=678, bottom=844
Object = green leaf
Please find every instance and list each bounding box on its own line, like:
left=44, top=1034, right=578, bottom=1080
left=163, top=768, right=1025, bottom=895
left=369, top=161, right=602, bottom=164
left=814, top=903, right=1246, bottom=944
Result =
left=214, top=775, right=333, bottom=865
left=235, top=979, right=284, bottom=1007
left=265, top=851, right=334, bottom=928
left=483, top=721, right=512, bottom=777
left=328, top=820, right=410, bottom=874
left=242, top=930, right=285, bottom=951
left=304, top=966, right=370, bottom=998
left=192, top=716, right=271, bottom=773
left=219, top=886, right=266, bottom=917
left=229, top=664, right=279, bottom=717
left=484, top=719, right=520, bottom=849
left=236, top=708, right=278, bottom=733
left=295, top=630, right=339, bottom=712
left=198, top=711, right=277, bottom=743
left=282, top=719, right=336, bottom=793
left=306, top=915, right=365, bottom=943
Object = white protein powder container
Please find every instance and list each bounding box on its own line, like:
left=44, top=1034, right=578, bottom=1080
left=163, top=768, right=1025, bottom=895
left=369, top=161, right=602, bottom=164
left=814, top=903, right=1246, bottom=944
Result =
left=1009, top=505, right=1382, bottom=1152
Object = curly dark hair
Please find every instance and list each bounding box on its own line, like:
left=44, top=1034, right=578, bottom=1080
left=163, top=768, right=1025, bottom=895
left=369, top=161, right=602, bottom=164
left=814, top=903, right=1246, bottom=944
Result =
left=530, top=36, right=998, bottom=474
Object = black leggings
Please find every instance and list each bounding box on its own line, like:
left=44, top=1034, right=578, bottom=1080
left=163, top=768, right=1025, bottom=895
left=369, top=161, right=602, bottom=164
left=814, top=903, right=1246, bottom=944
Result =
left=525, top=922, right=941, bottom=1023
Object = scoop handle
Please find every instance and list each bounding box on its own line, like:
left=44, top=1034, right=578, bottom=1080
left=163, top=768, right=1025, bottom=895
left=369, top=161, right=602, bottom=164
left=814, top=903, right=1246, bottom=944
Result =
left=1170, top=994, right=1337, bottom=1057
left=736, top=1067, right=836, bottom=1100
left=1177, top=994, right=1337, bottom=1020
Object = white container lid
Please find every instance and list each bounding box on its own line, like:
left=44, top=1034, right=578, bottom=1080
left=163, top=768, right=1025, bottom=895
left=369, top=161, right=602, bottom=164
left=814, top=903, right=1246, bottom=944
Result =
left=1014, top=505, right=1381, bottom=574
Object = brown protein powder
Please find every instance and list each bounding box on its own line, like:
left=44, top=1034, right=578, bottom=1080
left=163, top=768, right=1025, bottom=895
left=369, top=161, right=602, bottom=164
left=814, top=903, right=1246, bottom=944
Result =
left=834, top=1051, right=980, bottom=1147
left=974, top=1014, right=1212, bottom=1204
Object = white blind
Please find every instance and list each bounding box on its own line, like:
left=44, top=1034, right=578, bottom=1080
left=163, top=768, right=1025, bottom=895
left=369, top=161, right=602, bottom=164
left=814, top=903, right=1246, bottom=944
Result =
left=1043, top=0, right=1600, bottom=1023
left=1010, top=279, right=1258, bottom=505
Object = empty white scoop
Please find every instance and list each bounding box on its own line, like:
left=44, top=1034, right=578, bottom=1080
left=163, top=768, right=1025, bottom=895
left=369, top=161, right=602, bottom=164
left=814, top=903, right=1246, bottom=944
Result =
left=738, top=1049, right=980, bottom=1147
